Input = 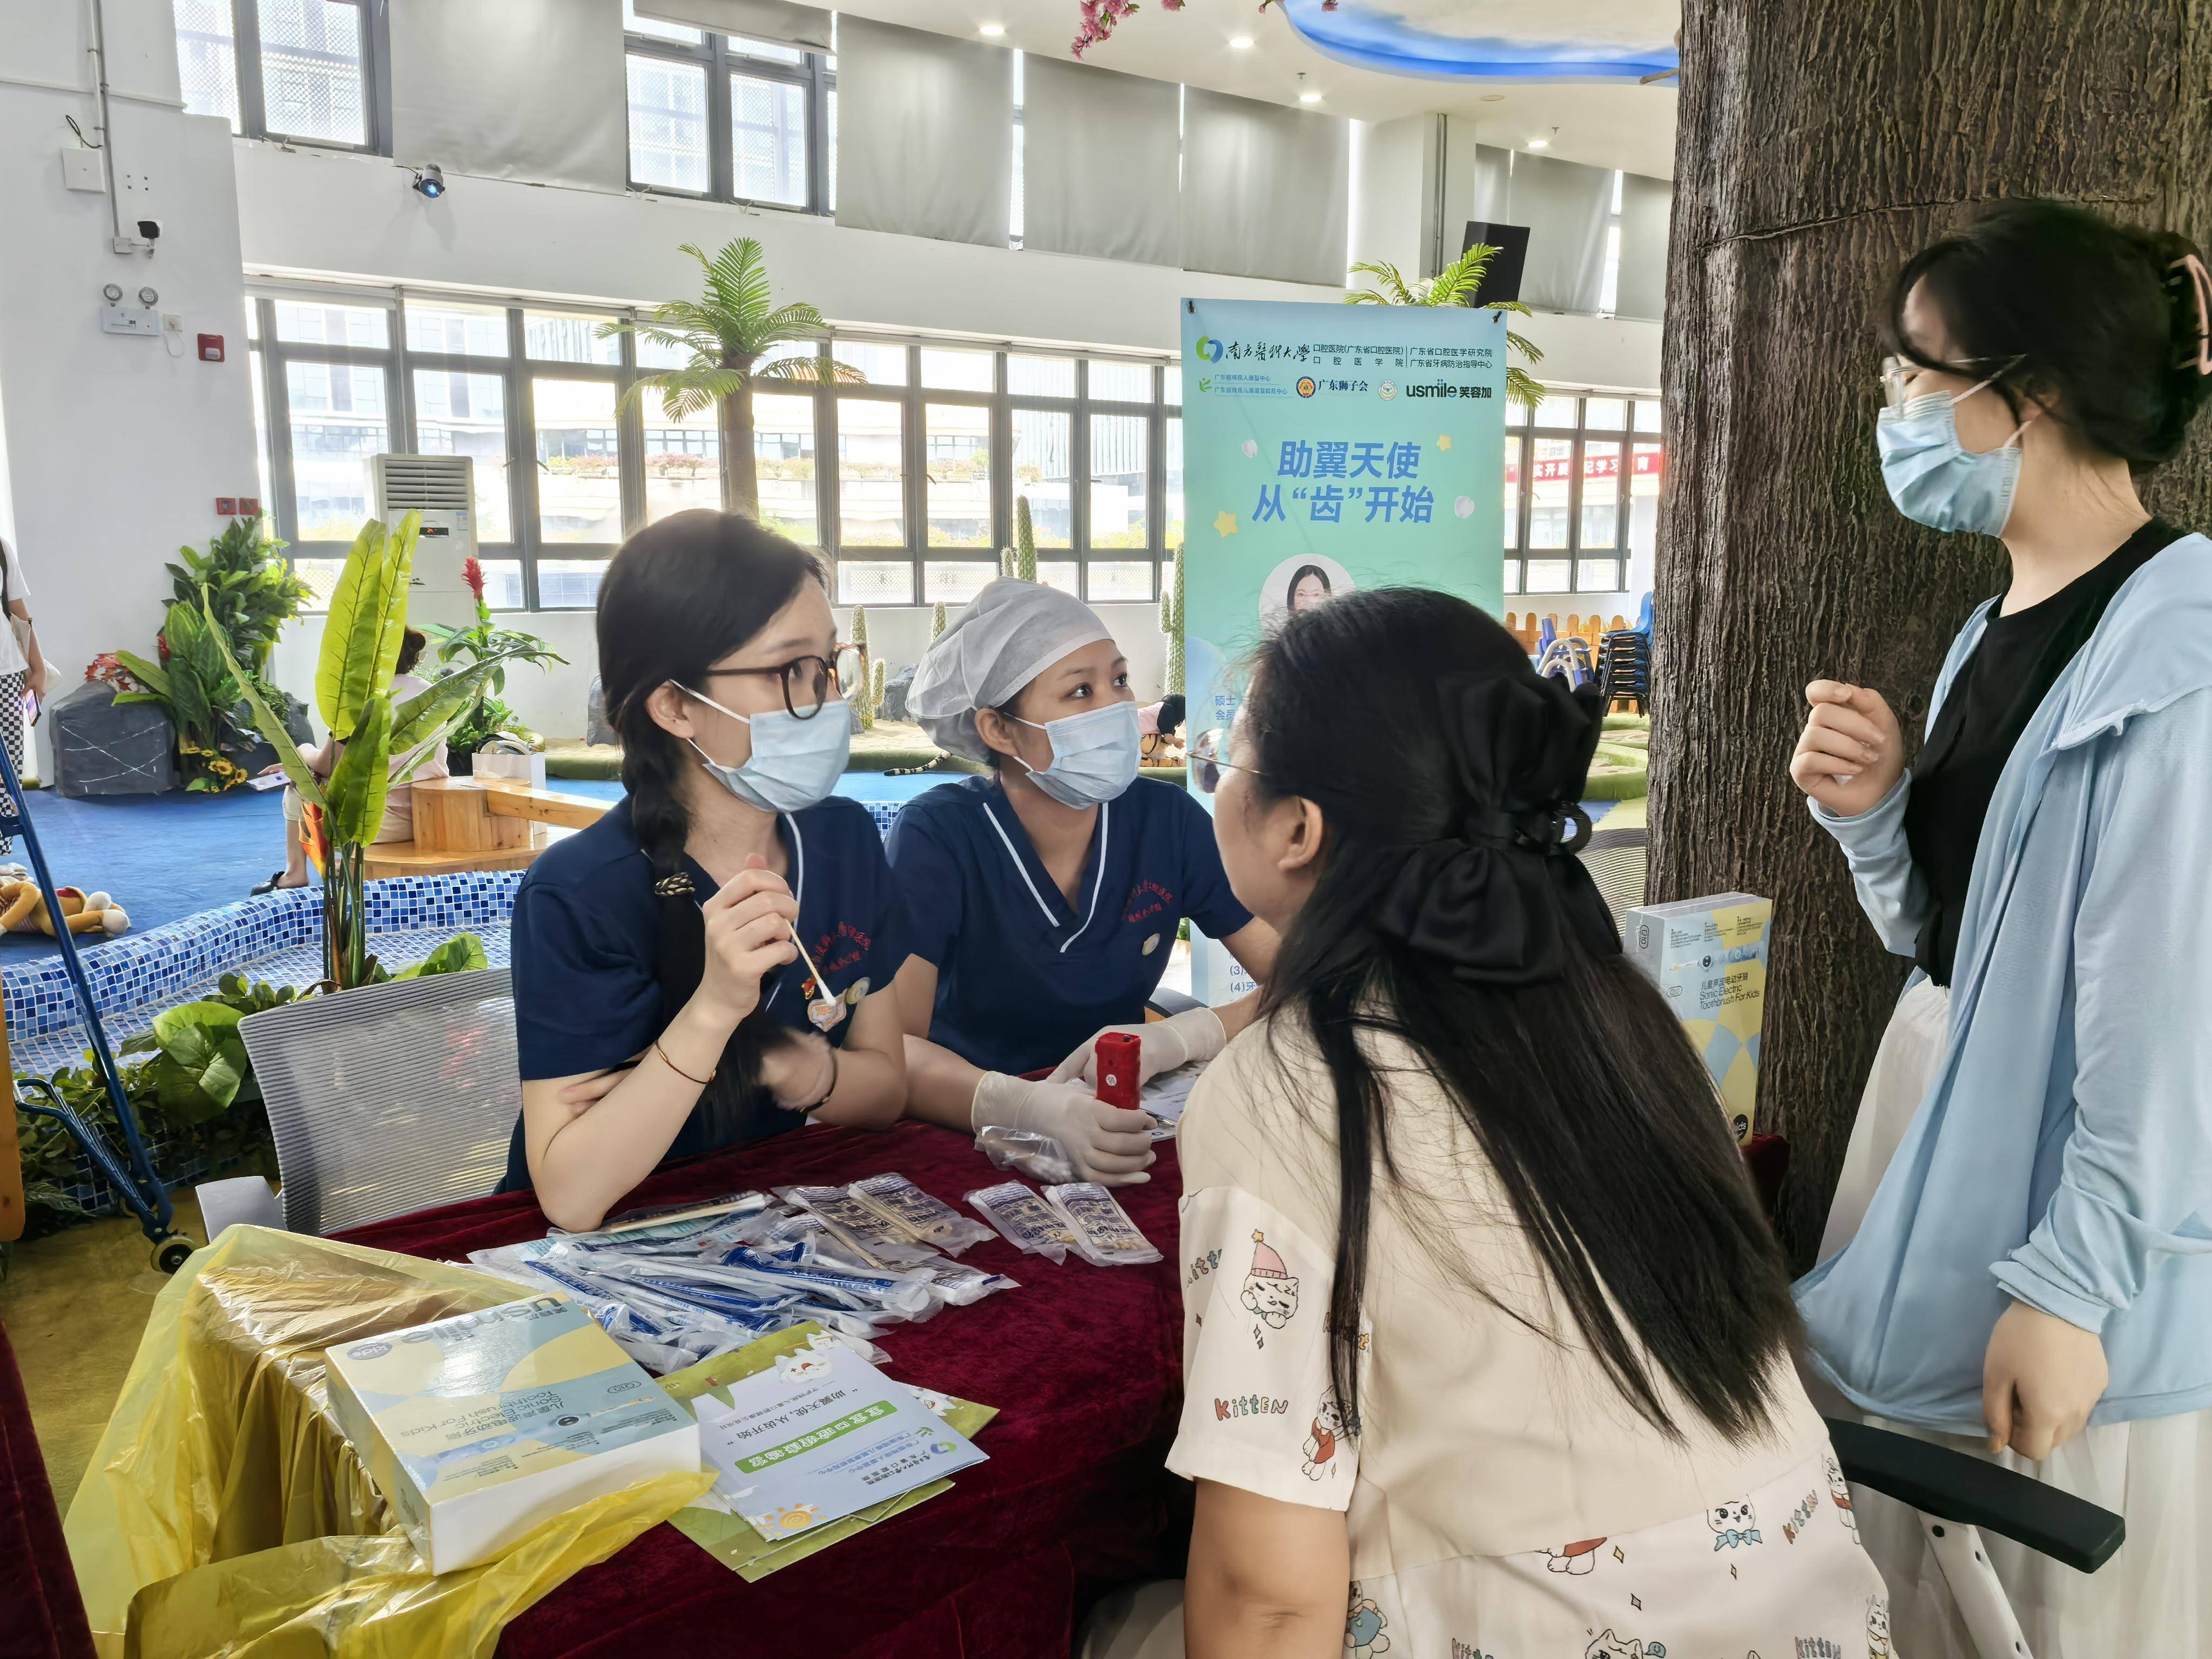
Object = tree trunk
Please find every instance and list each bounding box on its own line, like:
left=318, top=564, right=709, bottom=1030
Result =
left=1652, top=1, right=2212, bottom=1270
left=720, top=359, right=761, bottom=522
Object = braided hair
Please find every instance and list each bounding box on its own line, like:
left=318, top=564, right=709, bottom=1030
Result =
left=1884, top=198, right=2212, bottom=469
left=596, top=510, right=824, bottom=878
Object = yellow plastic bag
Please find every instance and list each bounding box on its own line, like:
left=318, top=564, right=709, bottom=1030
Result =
left=64, top=1225, right=711, bottom=1658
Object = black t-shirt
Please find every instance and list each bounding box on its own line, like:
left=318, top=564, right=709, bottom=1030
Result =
left=1904, top=517, right=2182, bottom=986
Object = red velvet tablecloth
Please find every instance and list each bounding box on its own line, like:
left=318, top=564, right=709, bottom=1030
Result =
left=0, top=1316, right=96, bottom=1659
left=335, top=1121, right=1192, bottom=1659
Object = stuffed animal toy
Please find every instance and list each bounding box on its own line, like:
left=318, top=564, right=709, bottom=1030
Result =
left=0, top=870, right=129, bottom=936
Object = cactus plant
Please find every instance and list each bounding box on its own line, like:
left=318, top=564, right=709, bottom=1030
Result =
left=1000, top=547, right=1015, bottom=578
left=931, top=601, right=948, bottom=640
left=869, top=658, right=887, bottom=723
left=1013, top=496, right=1038, bottom=583
left=1163, top=550, right=1185, bottom=696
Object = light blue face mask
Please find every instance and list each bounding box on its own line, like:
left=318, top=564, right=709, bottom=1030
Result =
left=1876, top=379, right=2037, bottom=537
left=675, top=682, right=849, bottom=814
left=1014, top=700, right=1142, bottom=808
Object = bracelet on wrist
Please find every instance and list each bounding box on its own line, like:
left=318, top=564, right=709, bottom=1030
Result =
left=653, top=1036, right=712, bottom=1087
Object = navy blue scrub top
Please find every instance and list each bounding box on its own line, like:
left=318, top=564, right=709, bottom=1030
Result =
left=498, top=794, right=907, bottom=1191
left=884, top=775, right=1253, bottom=1077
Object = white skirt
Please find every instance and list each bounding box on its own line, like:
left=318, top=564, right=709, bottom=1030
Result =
left=1824, top=977, right=2212, bottom=1658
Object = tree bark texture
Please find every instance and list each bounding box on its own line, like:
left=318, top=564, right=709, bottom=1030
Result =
left=720, top=361, right=762, bottom=523
left=1653, top=2, right=2212, bottom=1269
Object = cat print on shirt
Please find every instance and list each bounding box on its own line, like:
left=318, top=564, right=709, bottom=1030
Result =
left=1708, top=1497, right=1762, bottom=1550
left=1303, top=1395, right=1348, bottom=1481
left=1345, top=1585, right=1391, bottom=1658
left=1866, top=1597, right=1893, bottom=1657
left=1239, top=1229, right=1301, bottom=1347
left=1823, top=1449, right=1858, bottom=1541
left=1543, top=1536, right=1607, bottom=1574
left=1585, top=1631, right=1667, bottom=1659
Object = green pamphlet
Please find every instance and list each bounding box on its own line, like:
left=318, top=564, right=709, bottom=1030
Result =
left=658, top=1325, right=996, bottom=1581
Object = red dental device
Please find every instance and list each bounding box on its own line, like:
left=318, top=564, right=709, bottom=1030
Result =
left=1094, top=1031, right=1143, bottom=1111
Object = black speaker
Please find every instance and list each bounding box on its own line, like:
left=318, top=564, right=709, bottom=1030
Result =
left=1461, top=221, right=1530, bottom=304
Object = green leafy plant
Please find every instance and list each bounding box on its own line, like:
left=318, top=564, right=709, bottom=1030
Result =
left=113, top=601, right=254, bottom=791
left=170, top=517, right=311, bottom=677
left=1346, top=244, right=1546, bottom=407
left=598, top=239, right=860, bottom=522
left=208, top=514, right=534, bottom=989
left=420, top=557, right=563, bottom=761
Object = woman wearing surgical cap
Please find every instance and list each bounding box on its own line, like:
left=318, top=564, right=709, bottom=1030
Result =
left=892, top=579, right=1277, bottom=1184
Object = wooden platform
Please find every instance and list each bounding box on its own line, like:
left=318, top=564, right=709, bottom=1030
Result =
left=360, top=777, right=609, bottom=879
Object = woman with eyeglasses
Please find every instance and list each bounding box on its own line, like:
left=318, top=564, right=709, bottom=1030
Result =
left=890, top=579, right=1275, bottom=1185
left=1793, top=200, right=2212, bottom=1654
left=496, top=511, right=908, bottom=1230
left=1078, top=585, right=1881, bottom=1659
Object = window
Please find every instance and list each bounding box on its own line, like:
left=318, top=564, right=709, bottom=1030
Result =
left=624, top=10, right=835, bottom=210
left=171, top=0, right=387, bottom=151
left=250, top=286, right=1177, bottom=612
left=1600, top=170, right=1625, bottom=316
left=1503, top=393, right=1661, bottom=597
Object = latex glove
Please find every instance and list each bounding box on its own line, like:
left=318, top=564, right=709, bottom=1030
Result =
left=1048, top=1006, right=1227, bottom=1090
left=972, top=1070, right=1156, bottom=1186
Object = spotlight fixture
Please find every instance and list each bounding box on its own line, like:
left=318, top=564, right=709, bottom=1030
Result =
left=411, top=163, right=446, bottom=199
left=1229, top=35, right=1253, bottom=49
left=1299, top=90, right=1322, bottom=103
left=979, top=21, right=1004, bottom=36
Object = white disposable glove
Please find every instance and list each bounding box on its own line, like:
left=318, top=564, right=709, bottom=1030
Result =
left=1048, top=1006, right=1227, bottom=1091
left=970, top=1070, right=1156, bottom=1186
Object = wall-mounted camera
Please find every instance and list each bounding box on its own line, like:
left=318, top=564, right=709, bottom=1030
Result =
left=410, top=165, right=446, bottom=200
left=136, top=218, right=162, bottom=242
left=112, top=218, right=163, bottom=257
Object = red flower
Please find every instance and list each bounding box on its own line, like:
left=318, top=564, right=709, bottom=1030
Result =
left=462, top=556, right=485, bottom=602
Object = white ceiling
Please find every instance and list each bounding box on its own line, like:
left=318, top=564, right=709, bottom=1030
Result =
left=828, top=1, right=1680, bottom=179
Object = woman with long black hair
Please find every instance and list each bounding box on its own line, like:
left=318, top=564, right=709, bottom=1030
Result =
left=1793, top=199, right=2212, bottom=1653
left=1096, top=588, right=1882, bottom=1659
left=497, top=511, right=907, bottom=1230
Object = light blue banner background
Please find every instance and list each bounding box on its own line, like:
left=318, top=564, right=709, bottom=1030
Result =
left=1178, top=298, right=1507, bottom=997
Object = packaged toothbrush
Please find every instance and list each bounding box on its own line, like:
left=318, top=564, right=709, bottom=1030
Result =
left=964, top=1182, right=1075, bottom=1264
left=1044, top=1183, right=1162, bottom=1267
left=773, top=1185, right=943, bottom=1267
left=848, top=1172, right=996, bottom=1254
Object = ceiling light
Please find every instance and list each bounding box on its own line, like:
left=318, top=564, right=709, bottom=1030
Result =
left=1299, top=90, right=1323, bottom=103
left=1480, top=93, right=1506, bottom=103
left=1229, top=35, right=1253, bottom=49
left=978, top=21, right=1004, bottom=36
left=1526, top=138, right=1549, bottom=149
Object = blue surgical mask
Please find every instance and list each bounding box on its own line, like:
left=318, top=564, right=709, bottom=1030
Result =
left=1876, top=380, right=2036, bottom=537
left=675, top=683, right=849, bottom=814
left=1014, top=700, right=1142, bottom=808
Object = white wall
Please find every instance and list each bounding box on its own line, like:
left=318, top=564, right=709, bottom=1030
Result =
left=233, top=141, right=1344, bottom=354
left=0, top=0, right=259, bottom=773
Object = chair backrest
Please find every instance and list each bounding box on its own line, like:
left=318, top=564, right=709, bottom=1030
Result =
left=239, top=967, right=521, bottom=1236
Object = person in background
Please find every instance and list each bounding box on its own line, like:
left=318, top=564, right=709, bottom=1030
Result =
left=1285, top=563, right=1332, bottom=614
left=893, top=579, right=1276, bottom=1185
left=1082, top=586, right=1882, bottom=1659
left=252, top=626, right=448, bottom=893
left=1792, top=199, right=2212, bottom=1656
left=0, top=532, right=50, bottom=853
left=497, top=511, right=908, bottom=1230
left=1139, top=692, right=1186, bottom=767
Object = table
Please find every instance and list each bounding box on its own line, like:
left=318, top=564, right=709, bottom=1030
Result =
left=336, top=1120, right=1192, bottom=1659
left=0, top=1316, right=96, bottom=1659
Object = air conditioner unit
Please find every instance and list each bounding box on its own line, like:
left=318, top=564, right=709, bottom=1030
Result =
left=373, top=453, right=476, bottom=629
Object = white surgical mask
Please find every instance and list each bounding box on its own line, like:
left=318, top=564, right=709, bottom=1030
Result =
left=1012, top=700, right=1142, bottom=808
left=1876, top=377, right=2036, bottom=537
left=675, top=682, right=849, bottom=814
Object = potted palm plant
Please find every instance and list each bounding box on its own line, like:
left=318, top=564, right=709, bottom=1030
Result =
left=1346, top=243, right=1547, bottom=407
left=599, top=238, right=860, bottom=525
left=208, top=514, right=537, bottom=990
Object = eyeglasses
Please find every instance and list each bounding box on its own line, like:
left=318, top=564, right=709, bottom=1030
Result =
left=702, top=645, right=865, bottom=719
left=1189, top=727, right=1260, bottom=795
left=1879, top=353, right=2020, bottom=412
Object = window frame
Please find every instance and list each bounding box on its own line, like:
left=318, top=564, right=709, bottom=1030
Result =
left=181, top=0, right=392, bottom=154
left=251, top=284, right=1176, bottom=614
left=1503, top=393, right=1654, bottom=598
left=622, top=19, right=835, bottom=213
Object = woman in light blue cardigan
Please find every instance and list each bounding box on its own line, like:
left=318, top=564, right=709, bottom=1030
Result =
left=1791, top=200, right=2212, bottom=1657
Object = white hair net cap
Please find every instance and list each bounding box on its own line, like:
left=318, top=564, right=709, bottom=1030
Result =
left=909, top=578, right=1112, bottom=760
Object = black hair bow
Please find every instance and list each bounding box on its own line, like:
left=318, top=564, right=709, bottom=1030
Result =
left=1370, top=673, right=1622, bottom=985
